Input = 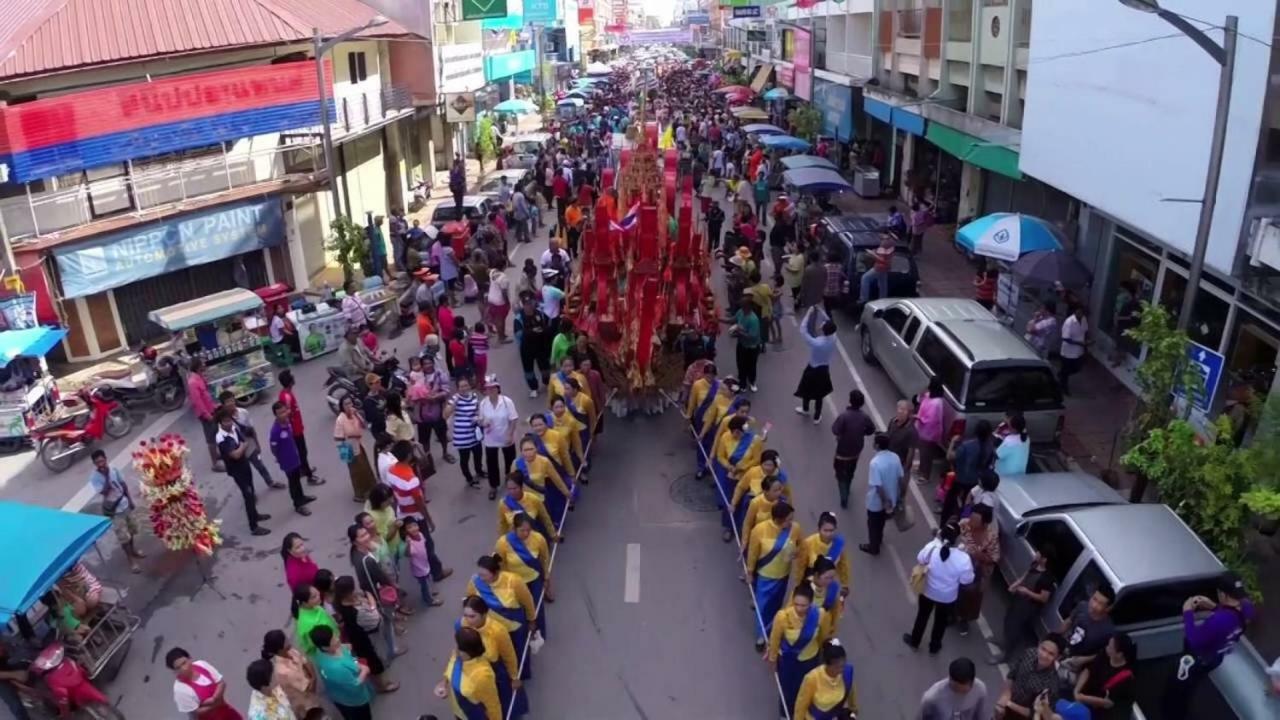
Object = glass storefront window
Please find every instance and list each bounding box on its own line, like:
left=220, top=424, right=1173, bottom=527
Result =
left=1157, top=270, right=1230, bottom=351
left=1225, top=313, right=1279, bottom=396
left=1101, top=243, right=1157, bottom=337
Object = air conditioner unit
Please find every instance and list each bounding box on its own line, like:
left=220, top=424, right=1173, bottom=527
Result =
left=1248, top=217, right=1280, bottom=272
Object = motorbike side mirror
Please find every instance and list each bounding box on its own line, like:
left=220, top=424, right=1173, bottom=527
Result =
left=872, top=308, right=885, bottom=319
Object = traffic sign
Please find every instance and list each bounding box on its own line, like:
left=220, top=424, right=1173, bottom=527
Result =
left=733, top=6, right=762, bottom=18
left=1176, top=341, right=1225, bottom=412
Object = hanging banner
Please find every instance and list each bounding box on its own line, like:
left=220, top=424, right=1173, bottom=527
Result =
left=732, top=6, right=761, bottom=18
left=793, top=27, right=812, bottom=101
left=524, top=0, right=558, bottom=24
left=461, top=0, right=509, bottom=21
left=578, top=0, right=595, bottom=24
left=617, top=28, right=694, bottom=45
left=607, top=0, right=628, bottom=32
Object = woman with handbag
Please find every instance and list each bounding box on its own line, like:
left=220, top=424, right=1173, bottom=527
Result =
left=334, top=395, right=377, bottom=503
left=332, top=575, right=399, bottom=695
left=903, top=520, right=973, bottom=655
left=415, top=355, right=455, bottom=464
left=955, top=504, right=1000, bottom=638
left=348, top=525, right=407, bottom=663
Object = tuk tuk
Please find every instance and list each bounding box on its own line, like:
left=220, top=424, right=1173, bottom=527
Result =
left=149, top=289, right=274, bottom=405
left=1, top=501, right=140, bottom=682
left=0, top=327, right=68, bottom=453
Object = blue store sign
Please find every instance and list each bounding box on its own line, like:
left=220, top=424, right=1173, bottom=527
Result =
left=486, top=49, right=537, bottom=81
left=54, top=197, right=285, bottom=298
left=812, top=79, right=853, bottom=143
left=524, top=0, right=557, bottom=24
left=1176, top=341, right=1225, bottom=412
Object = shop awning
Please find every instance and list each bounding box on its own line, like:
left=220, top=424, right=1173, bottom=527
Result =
left=750, top=63, right=774, bottom=93
left=864, top=96, right=926, bottom=137
left=0, top=326, right=68, bottom=368
left=925, top=123, right=1023, bottom=180
left=148, top=288, right=264, bottom=331
left=0, top=501, right=110, bottom=624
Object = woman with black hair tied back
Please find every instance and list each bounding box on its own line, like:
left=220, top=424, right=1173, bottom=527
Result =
left=768, top=581, right=828, bottom=717
left=791, top=511, right=851, bottom=598
left=260, top=629, right=321, bottom=718
left=794, top=639, right=859, bottom=720
left=494, top=513, right=553, bottom=632
left=466, top=554, right=538, bottom=680
left=903, top=520, right=974, bottom=655
left=458, top=596, right=528, bottom=718
left=804, top=556, right=845, bottom=626
left=434, top=627, right=502, bottom=719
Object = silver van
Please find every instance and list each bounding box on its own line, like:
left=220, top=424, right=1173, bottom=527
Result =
left=507, top=133, right=551, bottom=169
left=858, top=297, right=1064, bottom=445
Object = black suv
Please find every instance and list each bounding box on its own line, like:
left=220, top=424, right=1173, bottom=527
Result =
left=815, top=215, right=921, bottom=312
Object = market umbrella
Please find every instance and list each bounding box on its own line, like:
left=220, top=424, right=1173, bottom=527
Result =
left=763, top=87, right=790, bottom=101
left=726, top=94, right=754, bottom=106
left=742, top=123, right=786, bottom=135
left=955, top=213, right=1065, bottom=262
left=779, top=155, right=836, bottom=171
left=1010, top=250, right=1092, bottom=289
left=760, top=134, right=812, bottom=152
left=782, top=168, right=852, bottom=194
left=730, top=107, right=769, bottom=120
left=713, top=85, right=752, bottom=95
left=493, top=98, right=538, bottom=114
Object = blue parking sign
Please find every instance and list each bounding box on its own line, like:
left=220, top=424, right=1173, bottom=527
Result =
left=1177, top=341, right=1224, bottom=412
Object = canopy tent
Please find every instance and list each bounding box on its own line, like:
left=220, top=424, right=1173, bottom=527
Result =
left=148, top=288, right=264, bottom=332
left=0, top=326, right=69, bottom=368
left=782, top=168, right=853, bottom=193
left=956, top=213, right=1065, bottom=262
left=760, top=134, right=812, bottom=151
left=742, top=123, right=786, bottom=135
left=730, top=107, right=769, bottom=120
left=762, top=88, right=790, bottom=101
left=494, top=98, right=538, bottom=114
left=0, top=501, right=110, bottom=623
left=585, top=62, right=613, bottom=75
left=779, top=155, right=837, bottom=171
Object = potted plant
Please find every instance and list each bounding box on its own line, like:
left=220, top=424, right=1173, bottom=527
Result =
left=326, top=215, right=370, bottom=286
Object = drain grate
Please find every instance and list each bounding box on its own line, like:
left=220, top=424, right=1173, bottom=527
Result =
left=669, top=472, right=721, bottom=512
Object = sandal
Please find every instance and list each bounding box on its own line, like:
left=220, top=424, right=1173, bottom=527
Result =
left=378, top=682, right=401, bottom=694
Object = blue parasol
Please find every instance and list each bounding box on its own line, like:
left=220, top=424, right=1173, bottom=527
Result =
left=763, top=88, right=790, bottom=101
left=956, top=213, right=1066, bottom=262
left=760, top=134, right=812, bottom=152
left=494, top=98, right=538, bottom=114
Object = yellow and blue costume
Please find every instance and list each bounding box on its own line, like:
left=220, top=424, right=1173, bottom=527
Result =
left=454, top=617, right=527, bottom=718
left=768, top=603, right=829, bottom=717
left=466, top=572, right=536, bottom=679
left=745, top=518, right=799, bottom=641
left=495, top=531, right=551, bottom=637
left=443, top=652, right=502, bottom=720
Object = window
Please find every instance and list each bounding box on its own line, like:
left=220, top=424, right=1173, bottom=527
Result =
left=347, top=51, right=369, bottom=82
left=966, top=366, right=1062, bottom=411
left=1112, top=576, right=1220, bottom=626
left=1057, top=560, right=1112, bottom=619
left=902, top=316, right=922, bottom=346
left=882, top=306, right=909, bottom=334
left=915, top=329, right=966, bottom=400
left=1024, top=519, right=1084, bottom=586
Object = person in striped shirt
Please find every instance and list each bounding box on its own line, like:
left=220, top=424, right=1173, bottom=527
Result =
left=385, top=440, right=452, bottom=584
left=445, top=376, right=485, bottom=487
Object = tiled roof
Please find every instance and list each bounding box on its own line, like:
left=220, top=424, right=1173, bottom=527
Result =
left=0, top=0, right=416, bottom=81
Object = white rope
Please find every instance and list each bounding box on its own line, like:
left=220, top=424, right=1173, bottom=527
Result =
left=657, top=388, right=793, bottom=720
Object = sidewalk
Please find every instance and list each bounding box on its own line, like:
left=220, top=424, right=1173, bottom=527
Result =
left=830, top=192, right=1135, bottom=479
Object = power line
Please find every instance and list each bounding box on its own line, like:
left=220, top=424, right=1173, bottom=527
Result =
left=1027, top=32, right=1185, bottom=64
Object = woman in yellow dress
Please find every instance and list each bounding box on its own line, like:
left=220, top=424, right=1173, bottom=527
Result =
left=741, top=475, right=786, bottom=548
left=494, top=513, right=552, bottom=636
left=561, top=378, right=596, bottom=476
left=768, top=581, right=828, bottom=718
left=510, top=436, right=572, bottom=529
left=731, top=449, right=791, bottom=536
left=525, top=416, right=576, bottom=530
left=712, top=414, right=764, bottom=542
left=549, top=397, right=586, bottom=477
left=435, top=626, right=502, bottom=720
left=791, top=511, right=852, bottom=596
left=547, top=355, right=589, bottom=408
left=803, top=556, right=846, bottom=629
left=746, top=501, right=799, bottom=651
left=794, top=640, right=858, bottom=720
left=457, top=595, right=527, bottom=718
left=497, top=472, right=557, bottom=542
left=466, top=555, right=537, bottom=679
left=685, top=363, right=731, bottom=477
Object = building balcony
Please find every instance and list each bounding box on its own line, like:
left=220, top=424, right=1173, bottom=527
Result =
left=822, top=51, right=873, bottom=79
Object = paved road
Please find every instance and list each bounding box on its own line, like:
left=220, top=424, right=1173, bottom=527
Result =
left=2, top=193, right=1018, bottom=719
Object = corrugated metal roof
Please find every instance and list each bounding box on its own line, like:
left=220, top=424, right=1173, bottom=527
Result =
left=0, top=0, right=415, bottom=81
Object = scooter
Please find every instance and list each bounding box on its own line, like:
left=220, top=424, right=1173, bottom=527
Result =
left=90, top=347, right=185, bottom=413
left=32, top=386, right=132, bottom=473
left=324, top=355, right=407, bottom=414
left=18, top=642, right=124, bottom=719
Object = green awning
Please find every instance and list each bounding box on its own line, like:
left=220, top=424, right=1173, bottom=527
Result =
left=925, top=123, right=1023, bottom=180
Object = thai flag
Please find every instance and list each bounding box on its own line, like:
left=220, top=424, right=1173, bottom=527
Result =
left=610, top=202, right=641, bottom=232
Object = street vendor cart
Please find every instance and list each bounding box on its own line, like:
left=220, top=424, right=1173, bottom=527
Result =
left=149, top=289, right=274, bottom=405
left=0, top=326, right=68, bottom=453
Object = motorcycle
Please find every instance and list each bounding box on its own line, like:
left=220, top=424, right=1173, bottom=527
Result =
left=325, top=355, right=407, bottom=414
left=90, top=347, right=185, bottom=413
left=33, top=387, right=132, bottom=473
left=18, top=642, right=124, bottom=720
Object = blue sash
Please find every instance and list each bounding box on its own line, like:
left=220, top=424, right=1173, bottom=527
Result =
left=567, top=398, right=590, bottom=429
left=826, top=534, right=845, bottom=567
left=506, top=531, right=544, bottom=577
left=531, top=433, right=569, bottom=481
left=781, top=606, right=820, bottom=657
left=692, top=379, right=720, bottom=431
left=503, top=495, right=524, bottom=517
left=728, top=431, right=755, bottom=467
left=757, top=524, right=792, bottom=571
left=554, top=371, right=570, bottom=394
left=808, top=665, right=856, bottom=720
left=450, top=657, right=487, bottom=720
left=515, top=457, right=546, bottom=494
left=471, top=575, right=524, bottom=626
left=725, top=395, right=746, bottom=416
left=821, top=580, right=841, bottom=612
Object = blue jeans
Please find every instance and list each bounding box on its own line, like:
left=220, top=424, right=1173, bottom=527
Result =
left=415, top=575, right=433, bottom=603
left=378, top=606, right=398, bottom=659
left=859, top=269, right=889, bottom=303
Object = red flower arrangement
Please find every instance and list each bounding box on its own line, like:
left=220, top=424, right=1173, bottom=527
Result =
left=133, top=433, right=221, bottom=556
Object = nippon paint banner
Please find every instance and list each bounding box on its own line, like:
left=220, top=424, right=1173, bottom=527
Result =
left=616, top=28, right=694, bottom=45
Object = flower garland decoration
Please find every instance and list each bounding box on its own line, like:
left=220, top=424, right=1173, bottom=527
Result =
left=132, top=433, right=222, bottom=556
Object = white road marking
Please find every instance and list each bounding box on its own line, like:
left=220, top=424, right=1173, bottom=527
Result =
left=624, top=542, right=641, bottom=603
left=61, top=408, right=185, bottom=512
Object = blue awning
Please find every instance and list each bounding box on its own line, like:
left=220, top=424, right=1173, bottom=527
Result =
left=864, top=96, right=926, bottom=136
left=865, top=96, right=893, bottom=123
left=782, top=168, right=853, bottom=193
left=0, top=501, right=110, bottom=623
left=148, top=288, right=264, bottom=331
left=0, top=326, right=68, bottom=368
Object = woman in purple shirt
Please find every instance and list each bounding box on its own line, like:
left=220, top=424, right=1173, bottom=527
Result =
left=1161, top=572, right=1254, bottom=719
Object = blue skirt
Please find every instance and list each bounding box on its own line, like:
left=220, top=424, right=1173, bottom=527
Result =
left=511, top=623, right=533, bottom=680
left=545, top=481, right=570, bottom=531
left=778, top=653, right=820, bottom=716
left=696, top=429, right=716, bottom=472
left=754, top=575, right=787, bottom=640
left=527, top=576, right=549, bottom=638
left=712, top=461, right=735, bottom=531
left=494, top=658, right=529, bottom=717
left=732, top=492, right=755, bottom=536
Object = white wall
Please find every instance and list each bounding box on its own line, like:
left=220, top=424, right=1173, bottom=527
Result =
left=1019, top=0, right=1277, bottom=276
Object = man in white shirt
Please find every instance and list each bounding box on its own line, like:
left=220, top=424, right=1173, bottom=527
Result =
left=1058, top=305, right=1089, bottom=396
left=539, top=239, right=571, bottom=269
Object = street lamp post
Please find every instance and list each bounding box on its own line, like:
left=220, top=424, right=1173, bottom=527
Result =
left=1117, top=1, right=1237, bottom=332
left=313, top=17, right=388, bottom=220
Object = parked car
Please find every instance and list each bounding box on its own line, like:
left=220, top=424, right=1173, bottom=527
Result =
left=506, top=133, right=551, bottom=169
left=858, top=297, right=1064, bottom=445
left=429, top=196, right=493, bottom=230
left=475, top=169, right=531, bottom=203
left=992, top=471, right=1280, bottom=720
left=816, top=215, right=919, bottom=308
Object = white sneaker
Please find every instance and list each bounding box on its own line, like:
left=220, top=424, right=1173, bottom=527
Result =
left=529, top=389, right=539, bottom=398
left=794, top=406, right=806, bottom=415
left=749, top=384, right=758, bottom=392
left=813, top=416, right=822, bottom=425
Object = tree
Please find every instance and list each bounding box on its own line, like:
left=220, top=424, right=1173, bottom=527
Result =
left=787, top=105, right=823, bottom=142
left=326, top=215, right=369, bottom=286
left=476, top=115, right=497, bottom=173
